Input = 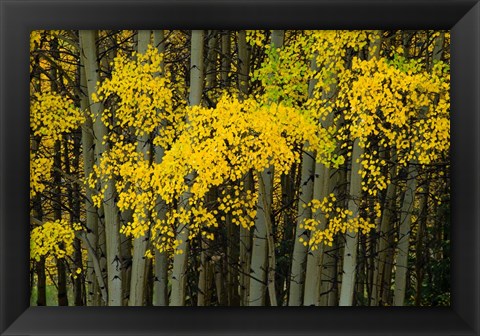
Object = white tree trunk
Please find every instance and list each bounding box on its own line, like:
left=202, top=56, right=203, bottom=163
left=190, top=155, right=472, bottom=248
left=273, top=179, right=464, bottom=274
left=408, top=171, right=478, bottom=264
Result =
left=170, top=30, right=204, bottom=306
left=303, top=55, right=334, bottom=306
left=149, top=29, right=170, bottom=307
left=289, top=149, right=315, bottom=306
left=339, top=138, right=363, bottom=306
left=248, top=168, right=273, bottom=306
left=79, top=57, right=99, bottom=306
left=80, top=30, right=122, bottom=306
left=393, top=165, right=417, bottom=306
left=339, top=31, right=381, bottom=307
left=250, top=30, right=285, bottom=307
left=303, top=162, right=329, bottom=306
left=129, top=29, right=152, bottom=306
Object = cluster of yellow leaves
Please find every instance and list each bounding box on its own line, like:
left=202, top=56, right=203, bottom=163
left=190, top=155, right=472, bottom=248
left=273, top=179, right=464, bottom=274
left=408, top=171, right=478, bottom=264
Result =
left=30, top=92, right=85, bottom=141
left=360, top=152, right=389, bottom=197
left=146, top=204, right=220, bottom=254
left=337, top=55, right=449, bottom=166
left=216, top=184, right=258, bottom=230
left=30, top=91, right=84, bottom=200
left=246, top=30, right=268, bottom=48
left=30, top=220, right=82, bottom=261
left=301, top=194, right=377, bottom=249
left=90, top=94, right=340, bottom=252
left=93, top=45, right=178, bottom=139
left=305, top=30, right=374, bottom=121
left=252, top=34, right=311, bottom=106
left=30, top=154, right=52, bottom=198
left=154, top=95, right=340, bottom=204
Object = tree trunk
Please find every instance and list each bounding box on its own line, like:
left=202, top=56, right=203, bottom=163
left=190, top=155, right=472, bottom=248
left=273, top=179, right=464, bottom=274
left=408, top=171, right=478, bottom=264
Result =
left=414, top=183, right=428, bottom=306
left=393, top=164, right=417, bottom=306
left=54, top=141, right=68, bottom=306
left=247, top=29, right=284, bottom=307
left=220, top=30, right=230, bottom=88
left=237, top=33, right=252, bottom=305
left=129, top=29, right=152, bottom=307
left=205, top=30, right=218, bottom=105
left=31, top=135, right=47, bottom=306
left=289, top=148, right=315, bottom=305
left=237, top=30, right=250, bottom=100
left=248, top=168, right=272, bottom=306
left=303, top=54, right=335, bottom=306
left=226, top=212, right=240, bottom=305
left=120, top=211, right=133, bottom=306
left=80, top=30, right=122, bottom=306
left=303, top=162, right=330, bottom=306
left=372, top=150, right=397, bottom=306
left=66, top=133, right=84, bottom=306
left=151, top=29, right=170, bottom=307
left=239, top=173, right=253, bottom=305
left=339, top=138, right=363, bottom=306
left=79, top=57, right=100, bottom=306
left=170, top=29, right=204, bottom=306
left=339, top=31, right=382, bottom=307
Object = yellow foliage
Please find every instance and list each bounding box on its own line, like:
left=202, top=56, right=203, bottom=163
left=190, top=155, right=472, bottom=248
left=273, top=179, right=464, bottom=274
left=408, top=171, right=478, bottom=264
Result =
left=30, top=92, right=85, bottom=142
left=303, top=194, right=377, bottom=248
left=30, top=219, right=82, bottom=261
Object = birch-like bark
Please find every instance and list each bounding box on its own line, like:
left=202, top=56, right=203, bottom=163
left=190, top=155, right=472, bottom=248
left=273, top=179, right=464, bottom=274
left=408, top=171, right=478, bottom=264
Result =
left=80, top=30, right=122, bottom=306
left=79, top=53, right=99, bottom=306
left=320, top=161, right=348, bottom=306
left=151, top=29, right=170, bottom=307
left=226, top=212, right=240, bottom=305
left=288, top=148, right=315, bottom=305
left=303, top=54, right=336, bottom=306
left=303, top=161, right=329, bottom=306
left=129, top=30, right=152, bottom=306
left=339, top=31, right=382, bottom=306
left=393, top=165, right=417, bottom=306
left=339, top=138, right=363, bottom=306
left=170, top=30, right=204, bottom=306
left=248, top=30, right=284, bottom=306
left=248, top=168, right=272, bottom=306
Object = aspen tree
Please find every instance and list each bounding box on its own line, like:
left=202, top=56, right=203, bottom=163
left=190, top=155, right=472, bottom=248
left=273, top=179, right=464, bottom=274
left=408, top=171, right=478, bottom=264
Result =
left=129, top=30, right=153, bottom=306
left=289, top=53, right=317, bottom=306
left=152, top=29, right=169, bottom=307
left=339, top=31, right=382, bottom=306
left=393, top=32, right=446, bottom=306
left=237, top=30, right=252, bottom=305
left=170, top=30, right=204, bottom=306
left=248, top=30, right=284, bottom=306
left=80, top=30, right=122, bottom=306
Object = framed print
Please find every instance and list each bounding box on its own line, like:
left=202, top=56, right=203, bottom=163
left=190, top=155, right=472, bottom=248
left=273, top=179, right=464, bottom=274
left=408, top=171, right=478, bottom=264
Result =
left=1, top=0, right=479, bottom=335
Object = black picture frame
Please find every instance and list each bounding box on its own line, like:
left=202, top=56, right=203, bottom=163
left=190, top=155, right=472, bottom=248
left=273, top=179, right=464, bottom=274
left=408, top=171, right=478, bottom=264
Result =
left=1, top=1, right=479, bottom=335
